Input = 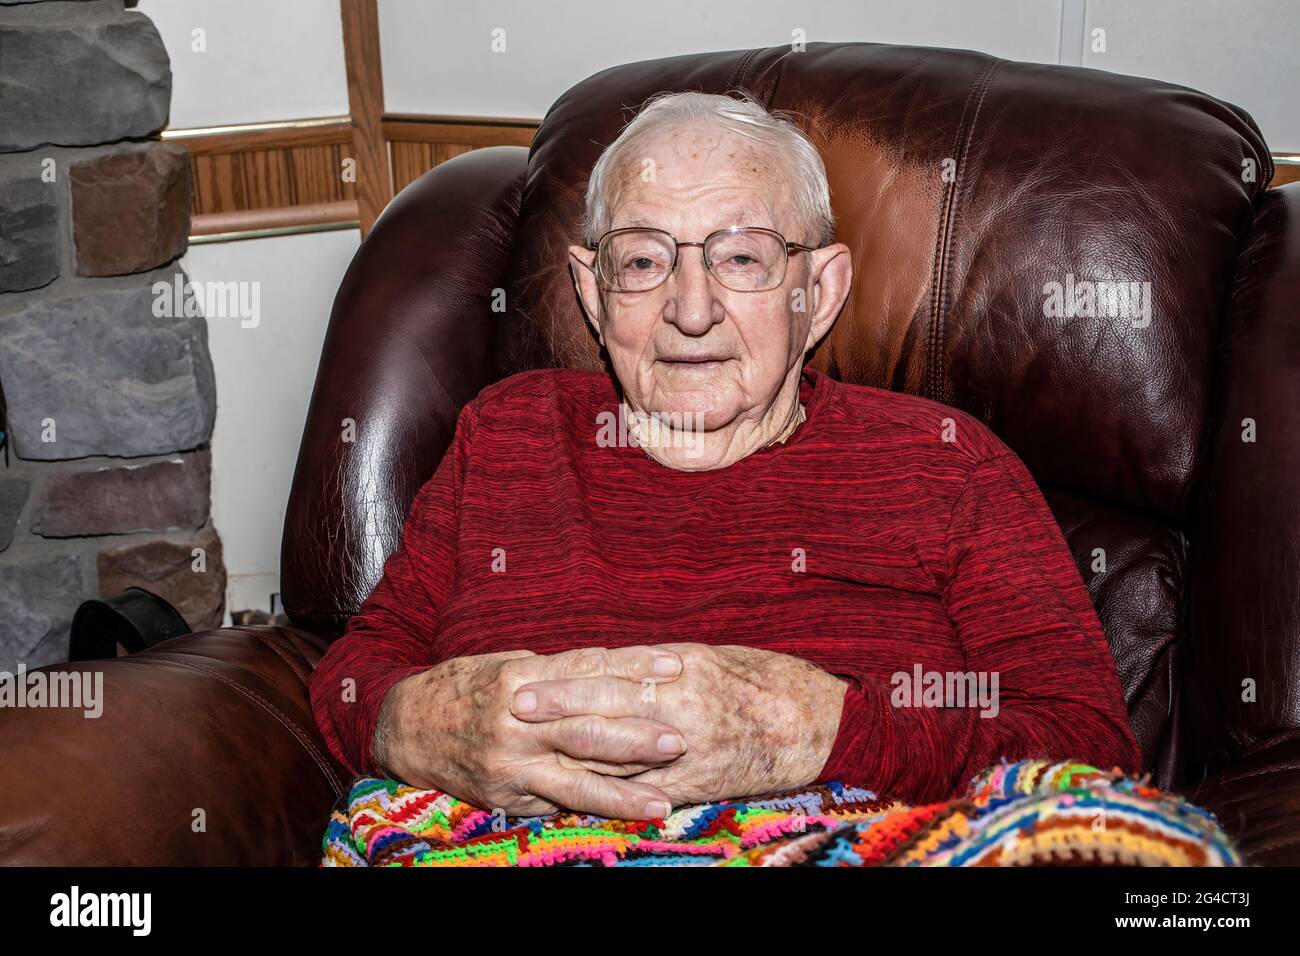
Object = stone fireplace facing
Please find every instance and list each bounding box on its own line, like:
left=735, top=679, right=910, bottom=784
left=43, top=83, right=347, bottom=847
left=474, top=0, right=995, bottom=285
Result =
left=0, top=0, right=225, bottom=670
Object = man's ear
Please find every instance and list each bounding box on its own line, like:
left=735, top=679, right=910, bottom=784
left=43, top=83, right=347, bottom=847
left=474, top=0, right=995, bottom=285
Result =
left=802, top=242, right=853, bottom=352
left=568, top=244, right=603, bottom=343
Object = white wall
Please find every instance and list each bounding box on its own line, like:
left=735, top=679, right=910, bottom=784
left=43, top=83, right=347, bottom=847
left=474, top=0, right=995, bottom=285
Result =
left=137, top=0, right=350, bottom=128
left=1083, top=0, right=1298, bottom=149
left=180, top=231, right=361, bottom=623
left=139, top=1, right=358, bottom=622
left=378, top=0, right=1064, bottom=118
left=379, top=0, right=1298, bottom=149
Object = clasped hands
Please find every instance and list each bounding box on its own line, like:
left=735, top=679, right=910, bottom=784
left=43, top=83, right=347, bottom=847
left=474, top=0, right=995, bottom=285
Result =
left=377, top=643, right=847, bottom=821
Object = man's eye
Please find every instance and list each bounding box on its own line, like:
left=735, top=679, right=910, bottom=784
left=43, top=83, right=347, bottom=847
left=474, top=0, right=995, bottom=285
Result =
left=627, top=256, right=661, bottom=271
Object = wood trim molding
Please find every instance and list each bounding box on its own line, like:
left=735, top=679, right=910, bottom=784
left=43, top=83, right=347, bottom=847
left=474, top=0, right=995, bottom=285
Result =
left=162, top=117, right=352, bottom=155
left=384, top=112, right=543, bottom=129
left=1272, top=154, right=1300, bottom=187
left=340, top=0, right=391, bottom=234
left=191, top=200, right=360, bottom=238
left=382, top=117, right=538, bottom=146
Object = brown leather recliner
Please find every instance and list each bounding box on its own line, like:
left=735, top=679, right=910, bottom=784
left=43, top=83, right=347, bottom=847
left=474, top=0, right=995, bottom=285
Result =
left=2, top=42, right=1296, bottom=865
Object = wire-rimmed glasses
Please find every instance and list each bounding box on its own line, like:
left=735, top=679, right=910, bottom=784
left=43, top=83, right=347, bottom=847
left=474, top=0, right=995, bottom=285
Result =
left=588, top=226, right=815, bottom=293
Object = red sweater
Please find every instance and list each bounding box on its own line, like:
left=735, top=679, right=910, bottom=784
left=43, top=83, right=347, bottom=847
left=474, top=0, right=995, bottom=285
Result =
left=309, top=366, right=1141, bottom=803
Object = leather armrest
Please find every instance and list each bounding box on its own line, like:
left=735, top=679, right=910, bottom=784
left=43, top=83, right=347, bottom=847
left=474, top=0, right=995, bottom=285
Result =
left=1188, top=732, right=1300, bottom=865
left=0, top=625, right=348, bottom=866
left=1184, top=183, right=1300, bottom=773
left=282, top=145, right=529, bottom=634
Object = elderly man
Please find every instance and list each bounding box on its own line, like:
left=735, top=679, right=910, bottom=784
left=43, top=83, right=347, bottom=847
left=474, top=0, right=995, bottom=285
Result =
left=310, top=91, right=1140, bottom=822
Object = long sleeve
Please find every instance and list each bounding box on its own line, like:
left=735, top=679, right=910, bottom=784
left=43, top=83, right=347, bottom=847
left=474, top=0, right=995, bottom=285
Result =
left=815, top=451, right=1141, bottom=801
left=308, top=403, right=477, bottom=776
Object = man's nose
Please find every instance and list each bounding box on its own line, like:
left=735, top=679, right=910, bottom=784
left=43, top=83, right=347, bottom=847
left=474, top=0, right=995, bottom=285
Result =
left=664, top=246, right=720, bottom=335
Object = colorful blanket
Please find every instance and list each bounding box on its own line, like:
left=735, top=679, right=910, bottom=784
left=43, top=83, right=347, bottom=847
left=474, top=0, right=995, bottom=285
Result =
left=321, top=759, right=1241, bottom=867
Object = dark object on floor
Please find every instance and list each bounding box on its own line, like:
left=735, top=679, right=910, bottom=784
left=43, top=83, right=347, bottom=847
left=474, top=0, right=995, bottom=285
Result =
left=68, top=586, right=190, bottom=661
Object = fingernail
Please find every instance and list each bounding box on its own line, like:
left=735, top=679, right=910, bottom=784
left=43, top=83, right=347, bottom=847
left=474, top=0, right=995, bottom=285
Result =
left=513, top=690, right=537, bottom=714
left=653, top=654, right=680, bottom=677
left=646, top=800, right=671, bottom=819
left=657, top=733, right=685, bottom=755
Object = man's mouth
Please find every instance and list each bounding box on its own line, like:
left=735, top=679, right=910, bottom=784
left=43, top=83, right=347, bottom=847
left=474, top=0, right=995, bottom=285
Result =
left=656, top=355, right=733, bottom=367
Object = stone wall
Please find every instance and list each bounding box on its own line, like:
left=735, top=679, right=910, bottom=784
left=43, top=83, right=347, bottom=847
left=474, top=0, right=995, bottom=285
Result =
left=0, top=0, right=225, bottom=670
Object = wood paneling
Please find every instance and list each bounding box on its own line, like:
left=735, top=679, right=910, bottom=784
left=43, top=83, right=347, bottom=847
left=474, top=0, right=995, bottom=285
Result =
left=385, top=116, right=538, bottom=192
left=390, top=141, right=470, bottom=193
left=165, top=119, right=357, bottom=219
left=167, top=115, right=538, bottom=238
left=190, top=143, right=356, bottom=214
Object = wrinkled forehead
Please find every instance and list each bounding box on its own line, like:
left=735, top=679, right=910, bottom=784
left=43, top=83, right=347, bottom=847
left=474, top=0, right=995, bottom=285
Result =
left=607, top=120, right=797, bottom=234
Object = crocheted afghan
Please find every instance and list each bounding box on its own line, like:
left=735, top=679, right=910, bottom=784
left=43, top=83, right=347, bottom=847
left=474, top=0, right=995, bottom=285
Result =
left=321, top=760, right=1241, bottom=867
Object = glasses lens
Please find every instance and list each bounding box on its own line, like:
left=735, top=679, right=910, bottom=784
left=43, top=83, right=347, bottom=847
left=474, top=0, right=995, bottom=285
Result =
left=706, top=229, right=785, bottom=291
left=600, top=230, right=675, bottom=291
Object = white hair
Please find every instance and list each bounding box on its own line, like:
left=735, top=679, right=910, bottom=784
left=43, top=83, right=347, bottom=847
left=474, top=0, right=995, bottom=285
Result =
left=580, top=90, right=836, bottom=249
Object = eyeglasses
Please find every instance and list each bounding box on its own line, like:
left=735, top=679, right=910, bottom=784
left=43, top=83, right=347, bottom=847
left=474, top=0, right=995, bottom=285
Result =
left=587, top=226, right=816, bottom=293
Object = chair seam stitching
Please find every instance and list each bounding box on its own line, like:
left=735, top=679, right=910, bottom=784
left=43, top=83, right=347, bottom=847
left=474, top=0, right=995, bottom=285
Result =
left=927, top=57, right=1003, bottom=403
left=138, top=653, right=344, bottom=793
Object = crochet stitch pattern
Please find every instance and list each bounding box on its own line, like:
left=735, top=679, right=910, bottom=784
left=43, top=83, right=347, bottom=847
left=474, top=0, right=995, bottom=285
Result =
left=321, top=759, right=1242, bottom=867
